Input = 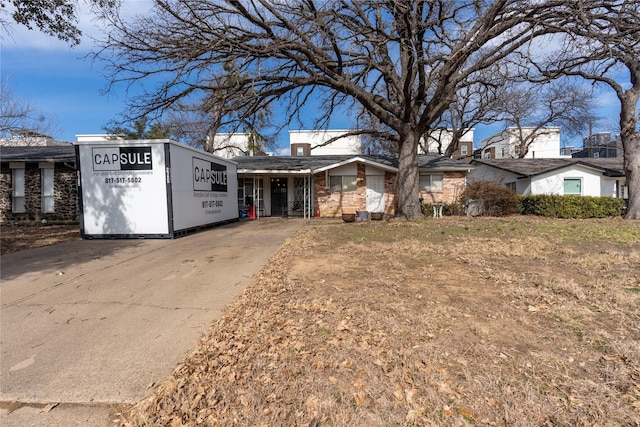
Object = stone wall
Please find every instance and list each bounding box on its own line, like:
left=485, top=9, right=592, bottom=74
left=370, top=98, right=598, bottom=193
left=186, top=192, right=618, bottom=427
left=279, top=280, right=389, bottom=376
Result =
left=0, top=163, right=78, bottom=223
left=0, top=166, right=10, bottom=220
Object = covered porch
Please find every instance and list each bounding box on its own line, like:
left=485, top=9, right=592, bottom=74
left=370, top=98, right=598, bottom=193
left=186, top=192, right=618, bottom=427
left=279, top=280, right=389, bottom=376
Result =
left=236, top=172, right=315, bottom=219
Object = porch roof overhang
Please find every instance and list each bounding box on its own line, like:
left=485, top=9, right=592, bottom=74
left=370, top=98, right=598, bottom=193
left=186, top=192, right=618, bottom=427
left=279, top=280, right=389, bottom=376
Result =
left=237, top=169, right=312, bottom=175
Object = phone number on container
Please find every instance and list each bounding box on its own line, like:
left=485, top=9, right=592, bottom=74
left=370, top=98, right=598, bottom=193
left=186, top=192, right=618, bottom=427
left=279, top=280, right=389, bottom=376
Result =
left=104, top=177, right=142, bottom=184
left=202, top=200, right=223, bottom=208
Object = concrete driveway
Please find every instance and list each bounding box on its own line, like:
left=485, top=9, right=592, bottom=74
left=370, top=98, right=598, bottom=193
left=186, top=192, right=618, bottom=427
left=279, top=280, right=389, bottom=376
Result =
left=0, top=218, right=303, bottom=426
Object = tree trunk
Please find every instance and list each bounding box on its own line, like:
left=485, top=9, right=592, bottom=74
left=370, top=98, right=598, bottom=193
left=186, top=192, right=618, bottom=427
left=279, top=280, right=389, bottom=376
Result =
left=621, top=91, right=640, bottom=219
left=397, top=132, right=422, bottom=219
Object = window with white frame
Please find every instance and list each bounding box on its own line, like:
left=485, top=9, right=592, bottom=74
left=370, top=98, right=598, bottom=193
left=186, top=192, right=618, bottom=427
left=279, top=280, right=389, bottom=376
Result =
left=41, top=167, right=55, bottom=212
left=296, top=146, right=304, bottom=156
left=460, top=145, right=468, bottom=156
left=11, top=165, right=26, bottom=213
left=563, top=178, right=582, bottom=195
left=420, top=173, right=443, bottom=192
left=329, top=175, right=357, bottom=193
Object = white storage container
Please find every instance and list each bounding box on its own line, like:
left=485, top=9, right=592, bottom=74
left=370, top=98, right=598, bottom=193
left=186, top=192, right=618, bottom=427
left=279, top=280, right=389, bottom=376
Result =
left=75, top=139, right=238, bottom=238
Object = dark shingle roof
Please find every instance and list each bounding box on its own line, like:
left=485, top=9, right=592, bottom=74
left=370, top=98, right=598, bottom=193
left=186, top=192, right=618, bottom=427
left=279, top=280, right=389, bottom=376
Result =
left=417, top=154, right=476, bottom=171
left=232, top=155, right=396, bottom=172
left=0, top=145, right=75, bottom=163
left=233, top=153, right=473, bottom=173
left=472, top=158, right=624, bottom=177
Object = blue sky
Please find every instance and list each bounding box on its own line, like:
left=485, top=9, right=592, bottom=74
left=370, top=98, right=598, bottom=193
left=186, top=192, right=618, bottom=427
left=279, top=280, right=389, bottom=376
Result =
left=1, top=1, right=624, bottom=151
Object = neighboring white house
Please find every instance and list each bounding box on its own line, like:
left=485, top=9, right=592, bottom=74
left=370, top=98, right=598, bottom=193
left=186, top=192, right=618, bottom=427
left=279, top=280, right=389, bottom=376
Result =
left=211, top=133, right=270, bottom=158
left=468, top=158, right=627, bottom=199
left=289, top=130, right=362, bottom=156
left=288, top=128, right=475, bottom=160
left=479, top=127, right=567, bottom=159
left=419, top=128, right=475, bottom=157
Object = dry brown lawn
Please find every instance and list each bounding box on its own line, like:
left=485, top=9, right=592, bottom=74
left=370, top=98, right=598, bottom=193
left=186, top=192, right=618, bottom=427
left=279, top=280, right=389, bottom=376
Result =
left=117, top=216, right=640, bottom=426
left=3, top=218, right=638, bottom=426
left=10, top=217, right=629, bottom=426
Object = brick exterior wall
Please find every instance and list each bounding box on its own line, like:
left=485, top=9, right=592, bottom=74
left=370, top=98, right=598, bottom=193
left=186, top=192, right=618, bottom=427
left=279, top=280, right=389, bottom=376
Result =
left=0, top=163, right=78, bottom=223
left=313, top=165, right=468, bottom=217
left=419, top=171, right=467, bottom=204
left=313, top=162, right=399, bottom=217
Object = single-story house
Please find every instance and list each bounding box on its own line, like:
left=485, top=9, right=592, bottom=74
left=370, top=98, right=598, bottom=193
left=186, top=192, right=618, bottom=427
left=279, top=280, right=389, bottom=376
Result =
left=233, top=154, right=474, bottom=218
left=0, top=145, right=78, bottom=223
left=468, top=158, right=627, bottom=198
left=1, top=145, right=474, bottom=223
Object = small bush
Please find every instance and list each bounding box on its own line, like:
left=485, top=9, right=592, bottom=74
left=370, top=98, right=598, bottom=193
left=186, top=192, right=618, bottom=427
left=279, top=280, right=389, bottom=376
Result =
left=519, top=195, right=625, bottom=218
left=460, top=181, right=520, bottom=216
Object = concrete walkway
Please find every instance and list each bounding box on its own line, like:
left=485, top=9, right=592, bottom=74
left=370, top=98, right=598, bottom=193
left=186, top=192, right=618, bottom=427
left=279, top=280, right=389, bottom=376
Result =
left=0, top=218, right=303, bottom=426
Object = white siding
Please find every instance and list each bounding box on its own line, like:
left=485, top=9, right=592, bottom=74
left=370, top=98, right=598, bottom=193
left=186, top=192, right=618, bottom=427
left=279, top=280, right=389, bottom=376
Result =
left=467, top=164, right=522, bottom=188
left=365, top=165, right=386, bottom=176
left=212, top=133, right=252, bottom=158
left=480, top=127, right=565, bottom=159
left=289, top=130, right=361, bottom=155
left=420, top=129, right=474, bottom=155
left=531, top=166, right=616, bottom=196
left=329, top=163, right=357, bottom=176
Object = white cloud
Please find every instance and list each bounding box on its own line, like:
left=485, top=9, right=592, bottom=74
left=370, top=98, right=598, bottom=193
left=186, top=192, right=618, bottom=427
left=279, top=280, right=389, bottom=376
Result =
left=595, top=89, right=620, bottom=109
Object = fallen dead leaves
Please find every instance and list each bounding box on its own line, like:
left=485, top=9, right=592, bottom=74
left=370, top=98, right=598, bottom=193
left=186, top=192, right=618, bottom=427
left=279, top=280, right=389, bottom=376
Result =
left=120, top=217, right=639, bottom=426
left=1, top=223, right=79, bottom=254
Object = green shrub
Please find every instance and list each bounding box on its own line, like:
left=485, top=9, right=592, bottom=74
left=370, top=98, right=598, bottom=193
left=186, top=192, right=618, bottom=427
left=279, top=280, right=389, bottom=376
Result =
left=460, top=181, right=520, bottom=216
left=519, top=195, right=625, bottom=218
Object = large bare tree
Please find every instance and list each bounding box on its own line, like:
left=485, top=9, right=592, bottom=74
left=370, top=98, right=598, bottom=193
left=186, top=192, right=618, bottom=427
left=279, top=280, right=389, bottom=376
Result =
left=96, top=0, right=561, bottom=218
left=537, top=0, right=640, bottom=219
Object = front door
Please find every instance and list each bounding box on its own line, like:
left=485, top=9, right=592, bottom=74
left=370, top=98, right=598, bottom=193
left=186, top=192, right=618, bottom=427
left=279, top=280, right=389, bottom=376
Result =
left=270, top=177, right=288, bottom=216
left=366, top=175, right=385, bottom=213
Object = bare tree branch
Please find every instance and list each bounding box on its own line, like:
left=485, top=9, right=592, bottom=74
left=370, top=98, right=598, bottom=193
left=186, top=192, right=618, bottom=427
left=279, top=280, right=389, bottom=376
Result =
left=95, top=0, right=562, bottom=218
left=0, top=77, right=60, bottom=142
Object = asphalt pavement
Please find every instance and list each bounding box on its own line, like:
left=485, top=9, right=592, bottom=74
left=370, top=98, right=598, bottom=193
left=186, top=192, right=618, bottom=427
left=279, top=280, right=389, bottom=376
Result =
left=0, top=218, right=303, bottom=426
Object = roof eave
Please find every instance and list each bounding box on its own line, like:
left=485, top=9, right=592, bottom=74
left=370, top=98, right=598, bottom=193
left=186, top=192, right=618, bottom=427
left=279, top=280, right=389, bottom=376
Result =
left=237, top=169, right=312, bottom=174
left=2, top=157, right=75, bottom=163
left=420, top=166, right=475, bottom=172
